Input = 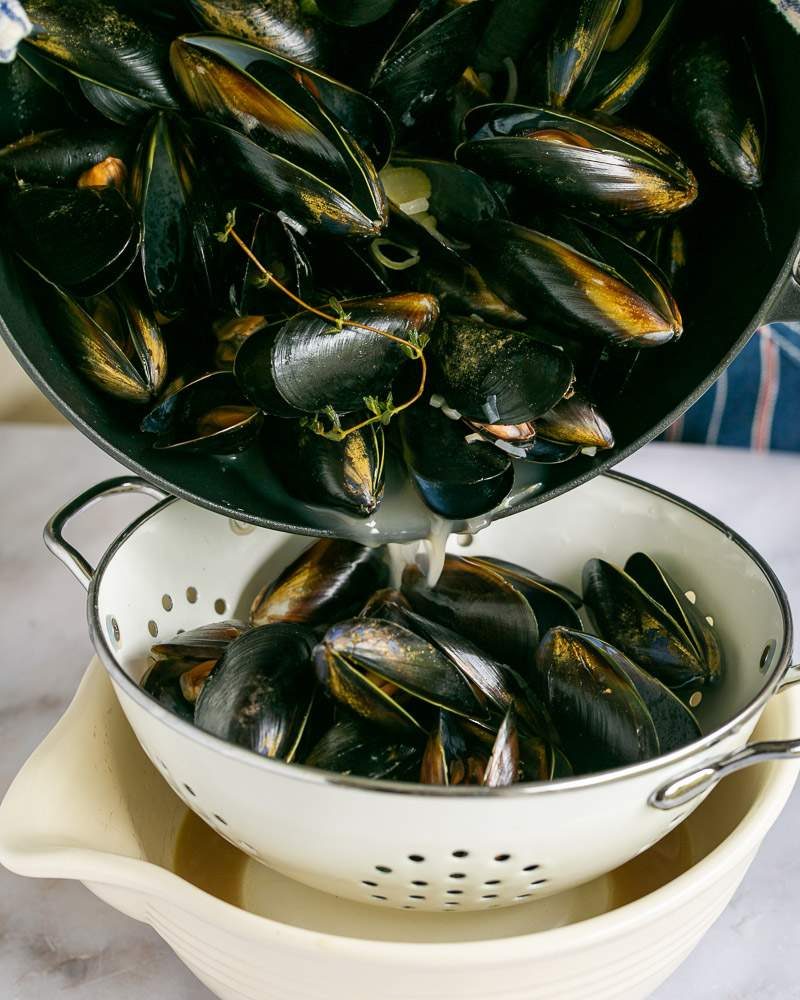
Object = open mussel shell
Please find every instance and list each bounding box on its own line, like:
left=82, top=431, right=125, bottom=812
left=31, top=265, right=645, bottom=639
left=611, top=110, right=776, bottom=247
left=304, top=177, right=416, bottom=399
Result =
left=431, top=316, right=575, bottom=425
left=187, top=0, right=324, bottom=67
left=315, top=618, right=485, bottom=731
left=370, top=0, right=490, bottom=133
left=458, top=105, right=698, bottom=222
left=214, top=315, right=268, bottom=368
left=421, top=711, right=476, bottom=785
left=0, top=53, right=84, bottom=147
left=483, top=709, right=520, bottom=787
left=316, top=0, right=399, bottom=27
left=171, top=34, right=386, bottom=231
left=466, top=556, right=583, bottom=633
left=536, top=390, right=615, bottom=450
left=639, top=222, right=687, bottom=297
left=23, top=0, right=179, bottom=119
left=51, top=281, right=167, bottom=403
left=547, top=0, right=621, bottom=108
left=151, top=620, right=250, bottom=661
left=267, top=419, right=385, bottom=518
left=370, top=207, right=522, bottom=326
left=141, top=371, right=262, bottom=454
left=582, top=557, right=710, bottom=692
left=671, top=32, right=765, bottom=189
left=235, top=292, right=438, bottom=416
left=577, top=0, right=680, bottom=113
left=131, top=113, right=214, bottom=319
left=0, top=127, right=132, bottom=188
left=402, top=555, right=539, bottom=677
left=625, top=552, right=723, bottom=687
left=195, top=623, right=316, bottom=758
left=7, top=184, right=140, bottom=297
left=470, top=219, right=681, bottom=346
left=400, top=400, right=514, bottom=521
left=141, top=657, right=197, bottom=722
left=306, top=717, right=421, bottom=780
left=251, top=538, right=391, bottom=628
left=534, top=626, right=659, bottom=774
left=476, top=0, right=555, bottom=74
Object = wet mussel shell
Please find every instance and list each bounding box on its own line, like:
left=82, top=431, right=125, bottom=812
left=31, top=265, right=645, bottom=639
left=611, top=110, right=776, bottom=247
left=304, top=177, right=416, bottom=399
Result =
left=671, top=32, right=765, bottom=189
left=316, top=0, right=400, bottom=28
left=534, top=627, right=659, bottom=773
left=250, top=538, right=391, bottom=627
left=399, top=401, right=514, bottom=521
left=195, top=622, right=316, bottom=758
left=469, top=219, right=681, bottom=347
left=476, top=0, right=555, bottom=74
left=141, top=371, right=262, bottom=454
left=142, top=657, right=197, bottom=722
left=7, top=184, right=141, bottom=297
left=0, top=53, right=84, bottom=147
left=536, top=391, right=615, bottom=450
left=467, top=556, right=584, bottom=634
left=431, top=316, right=575, bottom=425
left=150, top=620, right=251, bottom=661
left=305, top=716, right=421, bottom=780
left=235, top=292, right=439, bottom=416
left=483, top=709, right=520, bottom=787
left=547, top=0, right=622, bottom=108
left=0, top=127, right=132, bottom=188
left=402, top=555, right=539, bottom=678
left=458, top=105, right=698, bottom=222
left=266, top=419, right=385, bottom=518
left=582, top=557, right=710, bottom=692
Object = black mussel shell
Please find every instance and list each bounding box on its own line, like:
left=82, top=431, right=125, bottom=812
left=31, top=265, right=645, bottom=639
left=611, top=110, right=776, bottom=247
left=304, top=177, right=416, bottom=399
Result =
left=0, top=54, right=83, bottom=147
left=466, top=556, right=583, bottom=633
left=215, top=315, right=269, bottom=368
left=141, top=657, right=196, bottom=722
left=141, top=371, right=262, bottom=453
left=519, top=436, right=582, bottom=465
left=360, top=587, right=410, bottom=619
left=671, top=32, right=765, bottom=189
left=458, top=105, right=697, bottom=222
left=639, top=222, right=687, bottom=297
left=476, top=0, right=555, bottom=74
left=582, top=558, right=710, bottom=691
left=131, top=113, right=214, bottom=318
left=151, top=620, right=250, bottom=661
left=267, top=419, right=385, bottom=518
left=431, top=316, right=575, bottom=425
left=534, top=627, right=659, bottom=773
left=536, top=390, right=615, bottom=450
left=0, top=127, right=132, bottom=188
left=421, top=711, right=476, bottom=785
left=187, top=0, right=324, bottom=67
left=7, top=184, right=141, bottom=297
left=548, top=0, right=621, bottom=108
left=51, top=281, right=167, bottom=403
left=483, top=709, right=520, bottom=787
left=470, top=219, right=681, bottom=347
left=315, top=618, right=485, bottom=728
left=402, top=555, right=539, bottom=677
left=370, top=0, right=490, bottom=133
left=577, top=0, right=680, bottom=113
left=625, top=552, right=723, bottom=688
left=23, top=0, right=179, bottom=116
left=316, top=0, right=399, bottom=28
left=369, top=206, right=522, bottom=325
left=235, top=292, right=438, bottom=416
left=251, top=538, right=390, bottom=627
left=306, top=717, right=421, bottom=779
left=195, top=622, right=316, bottom=758
left=400, top=400, right=514, bottom=521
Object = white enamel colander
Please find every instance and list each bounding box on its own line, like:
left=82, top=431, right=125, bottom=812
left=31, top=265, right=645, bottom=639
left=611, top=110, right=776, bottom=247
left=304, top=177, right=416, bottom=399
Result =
left=44, top=472, right=799, bottom=913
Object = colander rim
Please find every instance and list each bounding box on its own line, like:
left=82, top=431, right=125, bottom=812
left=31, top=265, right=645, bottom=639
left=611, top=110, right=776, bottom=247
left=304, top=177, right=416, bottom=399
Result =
left=86, top=470, right=794, bottom=798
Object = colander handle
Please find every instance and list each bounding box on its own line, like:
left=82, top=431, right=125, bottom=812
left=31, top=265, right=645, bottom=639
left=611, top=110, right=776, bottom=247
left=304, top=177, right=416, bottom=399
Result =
left=44, top=476, right=167, bottom=590
left=650, top=663, right=800, bottom=810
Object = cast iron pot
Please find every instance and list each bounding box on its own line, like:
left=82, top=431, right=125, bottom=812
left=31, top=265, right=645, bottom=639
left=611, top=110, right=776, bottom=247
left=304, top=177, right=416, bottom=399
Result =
left=2, top=1, right=800, bottom=540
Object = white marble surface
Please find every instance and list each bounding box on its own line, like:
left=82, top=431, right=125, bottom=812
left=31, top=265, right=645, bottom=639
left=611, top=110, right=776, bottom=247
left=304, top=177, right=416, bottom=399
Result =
left=1, top=424, right=799, bottom=1000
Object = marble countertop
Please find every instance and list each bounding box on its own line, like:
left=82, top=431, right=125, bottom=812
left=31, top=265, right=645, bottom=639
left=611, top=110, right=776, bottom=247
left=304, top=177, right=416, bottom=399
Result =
left=1, top=424, right=799, bottom=1000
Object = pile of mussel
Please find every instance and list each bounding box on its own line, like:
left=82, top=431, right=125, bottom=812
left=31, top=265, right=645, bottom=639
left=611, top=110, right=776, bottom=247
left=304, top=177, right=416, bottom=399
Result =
left=1, top=0, right=765, bottom=521
left=142, top=538, right=723, bottom=783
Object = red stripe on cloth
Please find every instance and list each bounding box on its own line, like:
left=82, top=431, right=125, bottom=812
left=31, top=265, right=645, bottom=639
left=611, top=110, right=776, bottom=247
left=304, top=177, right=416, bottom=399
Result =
left=752, top=331, right=780, bottom=451
left=665, top=415, right=684, bottom=442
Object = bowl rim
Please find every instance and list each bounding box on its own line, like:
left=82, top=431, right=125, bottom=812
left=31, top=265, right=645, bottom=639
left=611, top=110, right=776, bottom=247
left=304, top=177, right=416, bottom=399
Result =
left=87, top=469, right=794, bottom=798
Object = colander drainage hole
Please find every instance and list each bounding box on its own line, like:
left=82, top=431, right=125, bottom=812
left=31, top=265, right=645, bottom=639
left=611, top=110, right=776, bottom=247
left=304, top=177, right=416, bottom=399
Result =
left=213, top=814, right=228, bottom=826
left=408, top=854, right=425, bottom=863
left=375, top=865, right=392, bottom=873
left=408, top=895, right=426, bottom=900
left=108, top=617, right=121, bottom=646
left=186, top=586, right=198, bottom=604
left=362, top=880, right=378, bottom=887
left=449, top=872, right=467, bottom=879
left=372, top=895, right=387, bottom=901
left=215, top=598, right=227, bottom=615
left=446, top=890, right=462, bottom=895
left=162, top=594, right=173, bottom=612
left=484, top=879, right=501, bottom=886
left=183, top=784, right=196, bottom=797
left=445, top=901, right=460, bottom=906
left=452, top=849, right=469, bottom=858
left=494, top=853, right=511, bottom=862
left=411, top=880, right=427, bottom=887
left=147, top=620, right=159, bottom=638
left=523, top=864, right=539, bottom=872
left=482, top=894, right=498, bottom=900
left=530, top=879, right=547, bottom=887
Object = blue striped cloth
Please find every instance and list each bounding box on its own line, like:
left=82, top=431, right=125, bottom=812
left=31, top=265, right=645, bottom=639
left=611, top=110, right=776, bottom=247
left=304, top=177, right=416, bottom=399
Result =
left=662, top=323, right=800, bottom=451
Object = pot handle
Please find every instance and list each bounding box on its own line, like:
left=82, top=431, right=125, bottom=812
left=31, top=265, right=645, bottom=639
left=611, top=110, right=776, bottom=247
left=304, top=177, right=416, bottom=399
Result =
left=650, top=663, right=800, bottom=810
left=44, top=476, right=168, bottom=591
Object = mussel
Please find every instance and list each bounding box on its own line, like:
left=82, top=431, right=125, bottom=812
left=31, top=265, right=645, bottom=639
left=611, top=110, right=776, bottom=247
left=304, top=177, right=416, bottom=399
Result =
left=535, top=390, right=615, bottom=450
left=195, top=622, right=316, bottom=758
left=250, top=538, right=391, bottom=627
left=151, top=620, right=250, bottom=661
left=547, top=0, right=622, bottom=108
left=431, top=316, right=575, bottom=426
left=187, top=0, right=324, bottom=66
left=458, top=105, right=698, bottom=222
left=0, top=127, right=132, bottom=189
left=214, top=315, right=269, bottom=368
left=142, top=657, right=198, bottom=722
left=582, top=554, right=723, bottom=695
left=266, top=419, right=385, bottom=518
left=141, top=371, right=262, bottom=453
left=421, top=711, right=482, bottom=785
left=315, top=0, right=400, bottom=28
left=483, top=709, right=520, bottom=787
left=476, top=0, right=555, bottom=74
left=306, top=717, right=421, bottom=780
left=466, top=556, right=584, bottom=633
left=0, top=53, right=83, bottom=147
left=234, top=292, right=438, bottom=416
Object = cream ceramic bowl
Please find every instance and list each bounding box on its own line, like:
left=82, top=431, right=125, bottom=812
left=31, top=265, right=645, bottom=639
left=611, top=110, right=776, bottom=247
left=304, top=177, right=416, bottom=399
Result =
left=1, top=659, right=798, bottom=1000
